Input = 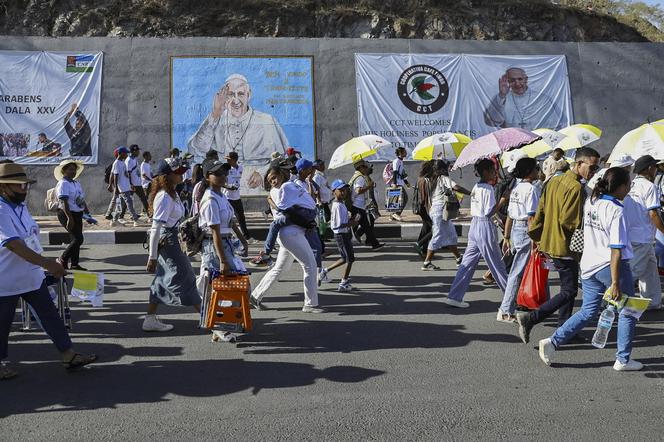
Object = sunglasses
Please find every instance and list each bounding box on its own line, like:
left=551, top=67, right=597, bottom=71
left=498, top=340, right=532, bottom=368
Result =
left=578, top=161, right=600, bottom=173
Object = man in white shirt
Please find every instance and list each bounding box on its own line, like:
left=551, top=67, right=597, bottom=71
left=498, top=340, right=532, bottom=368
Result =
left=389, top=147, right=410, bottom=222
left=483, top=67, right=563, bottom=130
left=624, top=155, right=664, bottom=310
left=312, top=159, right=333, bottom=222
left=126, top=144, right=149, bottom=216
left=351, top=160, right=384, bottom=250
left=107, top=146, right=141, bottom=227
left=141, top=151, right=153, bottom=194
left=223, top=151, right=253, bottom=241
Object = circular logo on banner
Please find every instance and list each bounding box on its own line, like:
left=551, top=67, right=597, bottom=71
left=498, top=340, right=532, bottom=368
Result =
left=397, top=65, right=449, bottom=114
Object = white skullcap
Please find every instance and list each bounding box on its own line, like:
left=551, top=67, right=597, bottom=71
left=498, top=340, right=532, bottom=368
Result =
left=610, top=154, right=634, bottom=168
left=225, top=73, right=249, bottom=85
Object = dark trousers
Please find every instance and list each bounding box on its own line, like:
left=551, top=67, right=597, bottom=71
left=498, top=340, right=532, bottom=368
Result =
left=417, top=212, right=433, bottom=249
left=531, top=258, right=579, bottom=326
left=229, top=199, right=251, bottom=239
left=56, top=210, right=84, bottom=267
left=351, top=206, right=379, bottom=247
left=0, top=281, right=72, bottom=359
left=133, top=185, right=150, bottom=215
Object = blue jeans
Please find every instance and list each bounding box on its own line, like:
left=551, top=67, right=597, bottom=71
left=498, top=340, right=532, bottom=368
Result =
left=264, top=214, right=288, bottom=255
left=499, top=221, right=530, bottom=315
left=550, top=261, right=637, bottom=364
left=305, top=228, right=323, bottom=268
left=201, top=237, right=238, bottom=273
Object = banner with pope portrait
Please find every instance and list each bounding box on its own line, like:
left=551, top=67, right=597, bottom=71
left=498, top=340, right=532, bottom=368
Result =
left=171, top=56, right=316, bottom=196
left=355, top=53, right=573, bottom=161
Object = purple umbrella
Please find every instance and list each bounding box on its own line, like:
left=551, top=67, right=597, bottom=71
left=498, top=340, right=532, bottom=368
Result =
left=450, top=128, right=541, bottom=170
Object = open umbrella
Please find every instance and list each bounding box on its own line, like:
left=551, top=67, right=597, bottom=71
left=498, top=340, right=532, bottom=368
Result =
left=517, top=128, right=581, bottom=159
left=559, top=124, right=602, bottom=147
left=328, top=135, right=392, bottom=169
left=412, top=132, right=472, bottom=161
left=608, top=119, right=664, bottom=163
left=450, top=128, right=541, bottom=170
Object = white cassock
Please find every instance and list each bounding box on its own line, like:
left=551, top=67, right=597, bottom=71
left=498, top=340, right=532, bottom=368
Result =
left=187, top=107, right=289, bottom=195
left=484, top=89, right=563, bottom=130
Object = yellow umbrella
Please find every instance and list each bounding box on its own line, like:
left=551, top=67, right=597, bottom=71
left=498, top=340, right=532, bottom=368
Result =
left=328, top=135, right=392, bottom=169
left=559, top=124, right=602, bottom=146
left=608, top=119, right=664, bottom=163
left=517, top=128, right=581, bottom=159
left=412, top=132, right=472, bottom=161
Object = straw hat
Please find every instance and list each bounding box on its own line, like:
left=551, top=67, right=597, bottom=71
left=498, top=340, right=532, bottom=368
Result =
left=0, top=162, right=37, bottom=184
left=54, top=159, right=85, bottom=181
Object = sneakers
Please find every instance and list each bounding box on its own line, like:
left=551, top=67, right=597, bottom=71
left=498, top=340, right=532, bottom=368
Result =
left=455, top=256, right=463, bottom=267
left=116, top=219, right=127, bottom=225
left=441, top=297, right=469, bottom=308
left=318, top=268, right=330, bottom=286
left=371, top=243, right=386, bottom=251
left=496, top=310, right=516, bottom=323
left=142, top=315, right=174, bottom=332
left=516, top=312, right=534, bottom=344
left=421, top=262, right=441, bottom=271
left=613, top=359, right=644, bottom=371
left=391, top=213, right=403, bottom=222
left=414, top=243, right=425, bottom=258
left=302, top=305, right=325, bottom=313
left=249, top=297, right=267, bottom=311
left=338, top=280, right=353, bottom=292
left=133, top=220, right=143, bottom=228
left=211, top=330, right=237, bottom=343
left=249, top=255, right=273, bottom=267
left=538, top=338, right=555, bottom=366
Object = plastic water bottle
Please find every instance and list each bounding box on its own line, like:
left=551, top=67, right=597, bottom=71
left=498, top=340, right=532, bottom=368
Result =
left=591, top=305, right=616, bottom=349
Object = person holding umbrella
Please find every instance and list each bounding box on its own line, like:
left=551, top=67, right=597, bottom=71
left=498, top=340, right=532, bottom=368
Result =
left=0, top=162, right=96, bottom=379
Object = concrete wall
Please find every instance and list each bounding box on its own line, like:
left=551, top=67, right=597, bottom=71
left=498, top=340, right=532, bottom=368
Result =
left=1, top=37, right=663, bottom=214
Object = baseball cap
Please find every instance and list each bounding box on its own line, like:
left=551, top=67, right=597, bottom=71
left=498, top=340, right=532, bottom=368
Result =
left=116, top=146, right=129, bottom=155
left=295, top=158, right=313, bottom=172
left=286, top=147, right=301, bottom=157
left=203, top=160, right=230, bottom=177
left=154, top=158, right=189, bottom=177
left=633, top=155, right=658, bottom=174
left=331, top=179, right=349, bottom=191
left=129, top=144, right=140, bottom=152
left=225, top=151, right=239, bottom=160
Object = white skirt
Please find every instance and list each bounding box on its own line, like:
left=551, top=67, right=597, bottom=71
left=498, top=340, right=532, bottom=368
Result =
left=428, top=205, right=458, bottom=250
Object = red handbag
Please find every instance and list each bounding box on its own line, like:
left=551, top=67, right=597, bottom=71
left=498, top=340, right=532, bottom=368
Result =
left=516, top=252, right=549, bottom=310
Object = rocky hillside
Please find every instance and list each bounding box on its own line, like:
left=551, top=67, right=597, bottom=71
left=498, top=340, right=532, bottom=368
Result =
left=0, top=0, right=652, bottom=41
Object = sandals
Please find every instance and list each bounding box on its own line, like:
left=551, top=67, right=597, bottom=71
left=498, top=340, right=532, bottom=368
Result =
left=0, top=362, right=18, bottom=380
left=63, top=353, right=98, bottom=371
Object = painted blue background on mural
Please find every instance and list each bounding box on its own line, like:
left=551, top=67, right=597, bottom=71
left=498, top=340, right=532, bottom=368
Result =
left=171, top=56, right=316, bottom=159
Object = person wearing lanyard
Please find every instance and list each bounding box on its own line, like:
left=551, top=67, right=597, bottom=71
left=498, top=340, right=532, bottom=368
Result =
left=497, top=157, right=541, bottom=322
left=0, top=162, right=96, bottom=380
left=144, top=158, right=201, bottom=332
left=539, top=167, right=643, bottom=371
left=223, top=151, right=254, bottom=242
left=54, top=159, right=90, bottom=271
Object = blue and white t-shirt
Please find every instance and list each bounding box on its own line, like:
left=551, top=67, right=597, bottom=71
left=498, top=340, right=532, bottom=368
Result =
left=56, top=178, right=86, bottom=212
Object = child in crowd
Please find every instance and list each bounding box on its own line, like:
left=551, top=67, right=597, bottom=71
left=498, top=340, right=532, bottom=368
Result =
left=442, top=158, right=508, bottom=308
left=318, top=180, right=358, bottom=292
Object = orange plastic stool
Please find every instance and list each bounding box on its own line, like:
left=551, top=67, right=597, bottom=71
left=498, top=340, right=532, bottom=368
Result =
left=202, top=275, right=252, bottom=332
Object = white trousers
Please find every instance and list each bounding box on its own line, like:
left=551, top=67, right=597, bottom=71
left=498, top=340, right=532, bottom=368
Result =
left=630, top=242, right=662, bottom=306
left=251, top=227, right=319, bottom=307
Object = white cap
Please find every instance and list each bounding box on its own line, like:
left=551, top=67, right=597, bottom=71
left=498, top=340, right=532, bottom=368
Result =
left=610, top=154, right=634, bottom=168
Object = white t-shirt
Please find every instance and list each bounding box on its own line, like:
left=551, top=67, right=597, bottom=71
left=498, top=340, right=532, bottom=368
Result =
left=140, top=161, right=152, bottom=188
left=112, top=158, right=132, bottom=193
left=125, top=155, right=142, bottom=187
left=580, top=196, right=633, bottom=279
left=223, top=164, right=242, bottom=200
left=430, top=175, right=458, bottom=208
left=152, top=191, right=185, bottom=228
left=470, top=182, right=496, bottom=217
left=183, top=168, right=193, bottom=182
left=508, top=181, right=540, bottom=221
left=275, top=181, right=316, bottom=210
left=392, top=158, right=406, bottom=186
left=199, top=188, right=235, bottom=235
left=312, top=171, right=332, bottom=203
left=56, top=179, right=86, bottom=212
left=331, top=200, right=350, bottom=234
left=624, top=175, right=660, bottom=244
left=0, top=199, right=45, bottom=297
left=352, top=175, right=368, bottom=209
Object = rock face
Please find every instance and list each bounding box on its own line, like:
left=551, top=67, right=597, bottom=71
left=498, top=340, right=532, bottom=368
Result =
left=0, top=0, right=650, bottom=41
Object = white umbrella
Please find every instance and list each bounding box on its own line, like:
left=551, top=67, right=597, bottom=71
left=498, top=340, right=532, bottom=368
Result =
left=328, top=135, right=392, bottom=169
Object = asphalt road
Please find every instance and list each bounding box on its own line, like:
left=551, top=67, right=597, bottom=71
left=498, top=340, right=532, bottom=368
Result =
left=2, top=242, right=663, bottom=441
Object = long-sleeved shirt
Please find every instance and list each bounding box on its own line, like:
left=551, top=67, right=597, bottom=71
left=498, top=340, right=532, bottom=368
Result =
left=64, top=110, right=92, bottom=157
left=528, top=170, right=584, bottom=259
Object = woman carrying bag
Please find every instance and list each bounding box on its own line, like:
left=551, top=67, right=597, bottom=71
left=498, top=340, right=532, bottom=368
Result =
left=144, top=158, right=201, bottom=332
left=54, top=160, right=90, bottom=270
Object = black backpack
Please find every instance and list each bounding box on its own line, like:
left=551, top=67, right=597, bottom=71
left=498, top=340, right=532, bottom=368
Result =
left=104, top=163, right=113, bottom=184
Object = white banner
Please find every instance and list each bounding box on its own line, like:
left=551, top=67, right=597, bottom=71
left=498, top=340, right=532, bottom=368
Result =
left=356, top=53, right=573, bottom=161
left=0, top=51, right=103, bottom=165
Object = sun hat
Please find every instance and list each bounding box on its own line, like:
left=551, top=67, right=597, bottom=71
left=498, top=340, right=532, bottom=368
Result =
left=331, top=179, right=349, bottom=191
left=54, top=159, right=85, bottom=181
left=0, top=162, right=36, bottom=185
